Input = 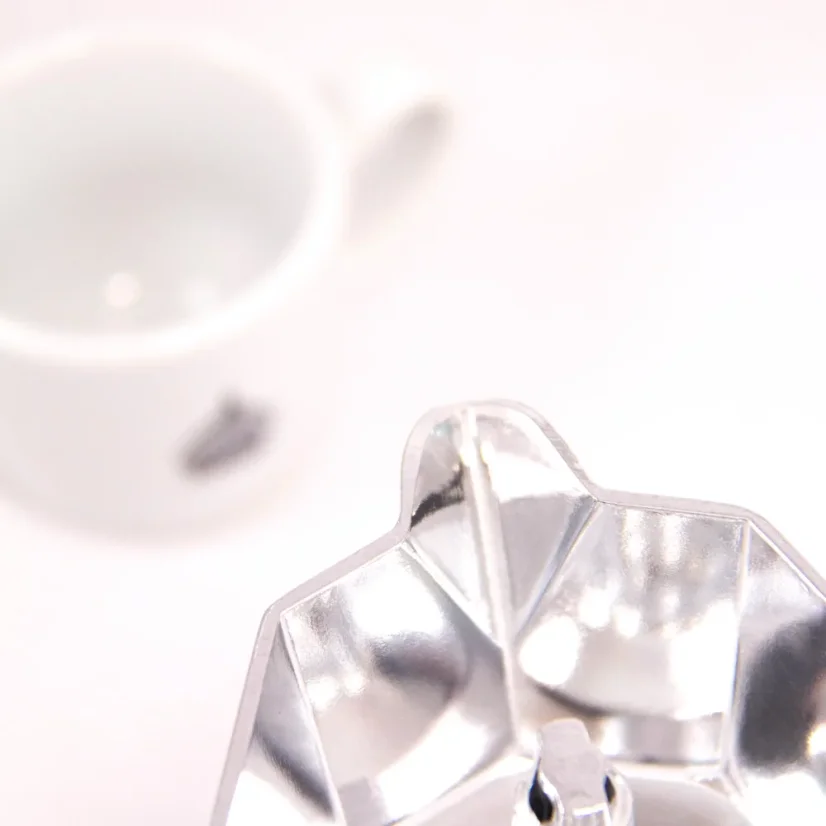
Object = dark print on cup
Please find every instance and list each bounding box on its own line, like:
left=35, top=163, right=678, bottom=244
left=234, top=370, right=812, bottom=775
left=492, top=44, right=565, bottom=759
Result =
left=181, top=396, right=271, bottom=477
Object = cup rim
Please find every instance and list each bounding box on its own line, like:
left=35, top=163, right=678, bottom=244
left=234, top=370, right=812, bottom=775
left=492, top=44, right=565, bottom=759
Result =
left=0, top=25, right=346, bottom=367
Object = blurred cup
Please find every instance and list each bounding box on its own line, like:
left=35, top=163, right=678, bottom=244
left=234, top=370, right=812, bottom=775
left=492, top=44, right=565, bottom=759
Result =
left=0, top=27, right=448, bottom=534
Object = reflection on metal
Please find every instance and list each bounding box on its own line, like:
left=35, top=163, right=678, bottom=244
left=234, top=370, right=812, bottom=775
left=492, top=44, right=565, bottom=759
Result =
left=210, top=401, right=826, bottom=826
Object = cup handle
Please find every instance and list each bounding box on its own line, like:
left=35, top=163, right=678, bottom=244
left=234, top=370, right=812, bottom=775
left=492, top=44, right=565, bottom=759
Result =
left=321, top=59, right=450, bottom=236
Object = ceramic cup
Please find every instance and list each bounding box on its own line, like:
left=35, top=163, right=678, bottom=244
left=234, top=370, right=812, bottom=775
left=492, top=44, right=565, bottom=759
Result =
left=0, top=28, right=447, bottom=534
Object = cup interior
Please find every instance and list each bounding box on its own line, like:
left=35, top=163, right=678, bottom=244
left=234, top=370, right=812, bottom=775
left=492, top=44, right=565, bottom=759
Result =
left=0, top=35, right=319, bottom=334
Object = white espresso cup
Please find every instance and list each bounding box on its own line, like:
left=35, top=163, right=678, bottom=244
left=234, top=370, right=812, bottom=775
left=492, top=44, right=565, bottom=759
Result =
left=0, top=28, right=447, bottom=534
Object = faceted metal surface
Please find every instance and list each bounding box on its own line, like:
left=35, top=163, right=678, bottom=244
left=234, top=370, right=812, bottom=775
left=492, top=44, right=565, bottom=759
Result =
left=210, top=401, right=826, bottom=826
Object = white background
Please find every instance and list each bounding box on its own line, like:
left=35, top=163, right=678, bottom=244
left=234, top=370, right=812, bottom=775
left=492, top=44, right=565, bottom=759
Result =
left=2, top=1, right=826, bottom=823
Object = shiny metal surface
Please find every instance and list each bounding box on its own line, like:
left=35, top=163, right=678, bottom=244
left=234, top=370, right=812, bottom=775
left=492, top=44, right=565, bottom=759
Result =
left=511, top=719, right=635, bottom=826
left=211, top=401, right=826, bottom=826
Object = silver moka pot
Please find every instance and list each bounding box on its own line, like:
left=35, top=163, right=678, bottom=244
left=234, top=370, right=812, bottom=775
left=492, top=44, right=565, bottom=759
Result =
left=210, top=401, right=826, bottom=826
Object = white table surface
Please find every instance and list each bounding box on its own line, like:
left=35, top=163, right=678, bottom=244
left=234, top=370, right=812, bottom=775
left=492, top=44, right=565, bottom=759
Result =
left=3, top=1, right=826, bottom=823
